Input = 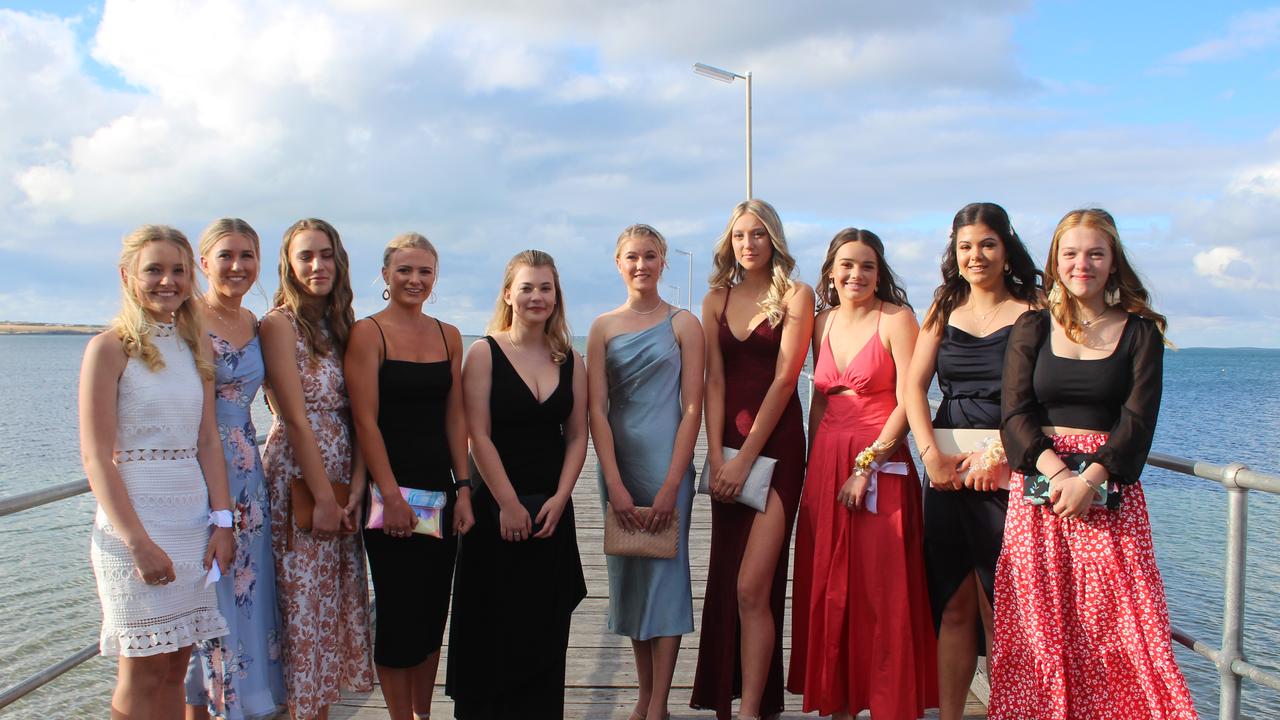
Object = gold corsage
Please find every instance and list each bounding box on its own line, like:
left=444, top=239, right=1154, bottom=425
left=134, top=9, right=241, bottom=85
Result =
left=854, top=439, right=893, bottom=475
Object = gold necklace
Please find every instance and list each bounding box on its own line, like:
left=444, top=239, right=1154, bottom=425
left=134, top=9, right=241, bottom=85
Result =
left=1080, top=307, right=1108, bottom=328
left=969, top=297, right=1007, bottom=336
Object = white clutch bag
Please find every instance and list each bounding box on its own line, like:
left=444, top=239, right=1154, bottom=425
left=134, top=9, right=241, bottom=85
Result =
left=931, top=428, right=1007, bottom=489
left=698, top=446, right=776, bottom=512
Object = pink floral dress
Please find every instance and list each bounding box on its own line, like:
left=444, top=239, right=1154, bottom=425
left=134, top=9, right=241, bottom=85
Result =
left=262, top=308, right=373, bottom=718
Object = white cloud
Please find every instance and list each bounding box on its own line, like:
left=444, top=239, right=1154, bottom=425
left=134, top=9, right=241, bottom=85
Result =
left=1166, top=7, right=1280, bottom=65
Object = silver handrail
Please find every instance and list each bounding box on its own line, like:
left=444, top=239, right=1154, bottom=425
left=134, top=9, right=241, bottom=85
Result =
left=2, top=435, right=1278, bottom=716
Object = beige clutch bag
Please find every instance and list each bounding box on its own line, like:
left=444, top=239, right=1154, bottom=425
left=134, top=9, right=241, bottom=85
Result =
left=603, top=503, right=679, bottom=559
left=931, top=428, right=1008, bottom=489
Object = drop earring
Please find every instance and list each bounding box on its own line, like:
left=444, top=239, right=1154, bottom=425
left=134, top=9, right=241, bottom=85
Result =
left=382, top=286, right=390, bottom=301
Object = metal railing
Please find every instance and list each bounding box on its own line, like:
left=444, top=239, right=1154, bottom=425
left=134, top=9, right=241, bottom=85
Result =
left=2, top=437, right=1278, bottom=716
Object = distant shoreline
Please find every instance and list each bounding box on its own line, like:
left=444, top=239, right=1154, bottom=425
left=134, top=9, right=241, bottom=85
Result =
left=0, top=322, right=103, bottom=336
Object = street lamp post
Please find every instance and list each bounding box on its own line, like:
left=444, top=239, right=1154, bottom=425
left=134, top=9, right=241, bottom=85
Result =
left=694, top=62, right=752, bottom=200
left=672, top=248, right=694, bottom=310
left=668, top=285, right=682, bottom=309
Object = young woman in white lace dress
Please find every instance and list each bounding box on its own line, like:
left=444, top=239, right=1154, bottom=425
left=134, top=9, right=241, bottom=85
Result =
left=79, top=225, right=235, bottom=719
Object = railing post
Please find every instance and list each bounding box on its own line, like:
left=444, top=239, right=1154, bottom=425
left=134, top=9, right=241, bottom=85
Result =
left=1218, top=463, right=1248, bottom=720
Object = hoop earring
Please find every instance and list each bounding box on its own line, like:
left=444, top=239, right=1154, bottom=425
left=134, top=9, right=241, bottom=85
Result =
left=428, top=291, right=437, bottom=305
left=1004, top=263, right=1011, bottom=275
left=382, top=286, right=390, bottom=301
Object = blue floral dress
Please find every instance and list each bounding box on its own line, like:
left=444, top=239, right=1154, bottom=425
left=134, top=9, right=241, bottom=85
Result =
left=185, top=333, right=286, bottom=719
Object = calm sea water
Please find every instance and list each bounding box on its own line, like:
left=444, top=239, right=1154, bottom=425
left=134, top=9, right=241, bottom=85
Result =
left=0, top=335, right=1276, bottom=718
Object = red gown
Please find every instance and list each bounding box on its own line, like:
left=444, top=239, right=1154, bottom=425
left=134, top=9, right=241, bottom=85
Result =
left=691, top=289, right=807, bottom=720
left=788, top=319, right=938, bottom=718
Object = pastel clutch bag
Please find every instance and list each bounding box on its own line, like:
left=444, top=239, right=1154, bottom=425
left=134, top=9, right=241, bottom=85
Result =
left=366, top=486, right=447, bottom=538
left=698, top=446, right=776, bottom=512
left=603, top=504, right=679, bottom=559
left=932, top=428, right=1009, bottom=490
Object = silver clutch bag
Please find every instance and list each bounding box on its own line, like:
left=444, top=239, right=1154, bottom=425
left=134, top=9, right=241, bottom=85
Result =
left=698, top=446, right=776, bottom=512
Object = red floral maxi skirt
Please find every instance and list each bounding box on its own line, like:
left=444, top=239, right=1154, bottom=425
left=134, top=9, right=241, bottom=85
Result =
left=989, top=433, right=1198, bottom=720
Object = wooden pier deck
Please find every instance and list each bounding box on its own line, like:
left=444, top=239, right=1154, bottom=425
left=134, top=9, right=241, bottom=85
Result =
left=332, top=442, right=989, bottom=719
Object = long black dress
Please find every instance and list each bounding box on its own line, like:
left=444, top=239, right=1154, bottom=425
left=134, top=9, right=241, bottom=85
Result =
left=446, top=336, right=586, bottom=719
left=923, top=324, right=1010, bottom=632
left=362, top=317, right=458, bottom=668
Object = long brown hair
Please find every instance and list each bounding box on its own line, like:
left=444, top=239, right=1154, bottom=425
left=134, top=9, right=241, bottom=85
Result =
left=273, top=218, right=355, bottom=358
left=921, top=202, right=1043, bottom=333
left=486, top=249, right=574, bottom=365
left=815, top=228, right=911, bottom=311
left=1046, top=208, right=1168, bottom=343
left=112, top=225, right=214, bottom=379
left=707, top=199, right=797, bottom=327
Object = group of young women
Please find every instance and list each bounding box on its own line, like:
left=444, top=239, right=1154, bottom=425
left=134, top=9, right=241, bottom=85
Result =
left=80, top=199, right=1196, bottom=720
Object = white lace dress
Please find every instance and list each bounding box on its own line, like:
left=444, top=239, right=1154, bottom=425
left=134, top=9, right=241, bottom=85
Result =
left=91, top=326, right=229, bottom=657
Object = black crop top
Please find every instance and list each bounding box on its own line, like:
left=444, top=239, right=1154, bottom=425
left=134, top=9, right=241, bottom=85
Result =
left=1000, top=310, right=1164, bottom=486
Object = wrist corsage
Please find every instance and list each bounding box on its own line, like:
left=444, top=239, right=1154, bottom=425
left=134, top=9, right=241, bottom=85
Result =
left=972, top=438, right=1006, bottom=472
left=851, top=440, right=906, bottom=515
left=853, top=439, right=893, bottom=475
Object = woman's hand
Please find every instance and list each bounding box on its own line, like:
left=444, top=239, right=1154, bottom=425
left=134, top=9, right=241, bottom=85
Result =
left=1050, top=472, right=1096, bottom=519
left=381, top=491, right=416, bottom=538
left=646, top=483, right=678, bottom=533
left=499, top=499, right=532, bottom=542
left=836, top=470, right=871, bottom=511
left=607, top=483, right=644, bottom=532
left=452, top=491, right=475, bottom=536
left=533, top=492, right=570, bottom=539
left=711, top=453, right=750, bottom=502
left=341, top=483, right=365, bottom=535
left=312, top=498, right=342, bottom=536
left=960, top=453, right=1004, bottom=492
left=205, top=526, right=234, bottom=574
left=925, top=450, right=965, bottom=491
left=130, top=537, right=176, bottom=586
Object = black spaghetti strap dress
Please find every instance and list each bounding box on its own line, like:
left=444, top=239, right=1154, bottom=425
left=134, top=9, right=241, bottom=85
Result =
left=923, top=324, right=1010, bottom=632
left=446, top=336, right=587, bottom=720
left=362, top=317, right=458, bottom=668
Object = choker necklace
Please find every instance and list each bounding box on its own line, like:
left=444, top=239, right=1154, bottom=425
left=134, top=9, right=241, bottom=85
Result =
left=627, top=299, right=664, bottom=315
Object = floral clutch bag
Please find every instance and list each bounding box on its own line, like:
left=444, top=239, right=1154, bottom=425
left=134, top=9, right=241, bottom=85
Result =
left=1022, top=453, right=1112, bottom=509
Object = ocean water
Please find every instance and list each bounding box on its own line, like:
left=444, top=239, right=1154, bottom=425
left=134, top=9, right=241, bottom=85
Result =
left=0, top=335, right=1276, bottom=718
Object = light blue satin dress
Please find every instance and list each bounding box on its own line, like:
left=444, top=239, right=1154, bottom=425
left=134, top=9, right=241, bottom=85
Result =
left=598, top=310, right=696, bottom=639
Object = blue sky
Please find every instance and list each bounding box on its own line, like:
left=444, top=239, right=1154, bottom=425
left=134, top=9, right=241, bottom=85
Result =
left=1, top=1, right=1278, bottom=346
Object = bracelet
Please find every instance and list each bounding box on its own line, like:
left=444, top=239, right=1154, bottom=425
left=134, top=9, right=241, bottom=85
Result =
left=919, top=445, right=933, bottom=459
left=452, top=478, right=472, bottom=491
left=208, top=510, right=233, bottom=528
left=1047, top=467, right=1070, bottom=482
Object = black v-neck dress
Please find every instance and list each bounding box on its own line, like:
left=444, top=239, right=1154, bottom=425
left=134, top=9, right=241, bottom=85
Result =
left=446, top=336, right=586, bottom=719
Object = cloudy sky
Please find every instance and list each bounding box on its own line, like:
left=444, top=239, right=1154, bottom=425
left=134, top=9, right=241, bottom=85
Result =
left=2, top=0, right=1278, bottom=346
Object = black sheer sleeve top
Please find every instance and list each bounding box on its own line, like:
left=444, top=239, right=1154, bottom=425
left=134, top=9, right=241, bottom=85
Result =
left=1000, top=309, right=1164, bottom=487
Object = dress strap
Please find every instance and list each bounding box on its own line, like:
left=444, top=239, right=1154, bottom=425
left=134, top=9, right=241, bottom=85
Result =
left=435, top=318, right=450, bottom=361
left=718, top=286, right=732, bottom=324
left=368, top=316, right=388, bottom=359
left=876, top=301, right=884, bottom=331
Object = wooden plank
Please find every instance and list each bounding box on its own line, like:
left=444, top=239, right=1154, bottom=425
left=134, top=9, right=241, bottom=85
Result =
left=328, top=440, right=986, bottom=718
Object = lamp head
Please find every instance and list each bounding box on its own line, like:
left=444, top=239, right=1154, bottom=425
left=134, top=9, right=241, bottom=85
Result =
left=693, top=62, right=739, bottom=83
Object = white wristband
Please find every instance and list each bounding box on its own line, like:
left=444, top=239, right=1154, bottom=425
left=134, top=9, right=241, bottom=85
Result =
left=208, top=510, right=233, bottom=528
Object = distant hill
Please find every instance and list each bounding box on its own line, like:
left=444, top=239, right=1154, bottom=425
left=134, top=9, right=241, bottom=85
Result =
left=0, top=321, right=103, bottom=335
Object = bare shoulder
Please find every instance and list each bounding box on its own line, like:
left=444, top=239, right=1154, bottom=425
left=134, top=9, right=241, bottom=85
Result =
left=84, top=330, right=127, bottom=369
left=785, top=280, right=815, bottom=302
left=259, top=309, right=294, bottom=336
left=672, top=307, right=703, bottom=334
left=882, top=301, right=919, bottom=327
left=588, top=311, right=620, bottom=340
left=702, top=287, right=728, bottom=314
left=439, top=320, right=464, bottom=348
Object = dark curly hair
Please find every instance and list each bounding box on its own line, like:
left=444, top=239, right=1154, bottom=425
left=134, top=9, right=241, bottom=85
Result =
left=816, top=228, right=911, bottom=311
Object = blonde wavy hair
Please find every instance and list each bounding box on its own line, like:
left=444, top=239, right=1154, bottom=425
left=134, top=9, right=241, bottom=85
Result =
left=198, top=217, right=263, bottom=296
left=112, top=225, right=214, bottom=380
left=615, top=223, right=668, bottom=265
left=708, top=199, right=797, bottom=327
left=273, top=218, right=355, bottom=359
left=383, top=232, right=438, bottom=268
left=486, top=249, right=573, bottom=364
left=1046, top=208, right=1169, bottom=344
